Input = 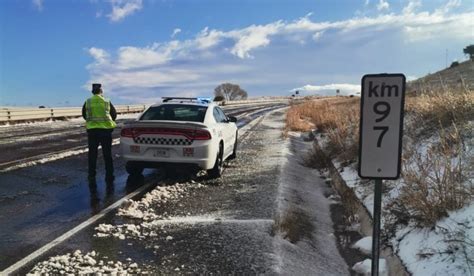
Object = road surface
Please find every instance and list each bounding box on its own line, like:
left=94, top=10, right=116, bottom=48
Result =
left=1, top=103, right=364, bottom=275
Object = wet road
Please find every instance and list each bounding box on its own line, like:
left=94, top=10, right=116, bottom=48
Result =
left=19, top=109, right=288, bottom=274
left=0, top=104, right=276, bottom=170
left=0, top=104, right=285, bottom=271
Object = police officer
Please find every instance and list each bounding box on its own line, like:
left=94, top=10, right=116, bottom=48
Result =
left=82, top=83, right=117, bottom=182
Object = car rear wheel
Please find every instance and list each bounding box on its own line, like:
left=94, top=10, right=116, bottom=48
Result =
left=207, top=145, right=223, bottom=178
left=228, top=133, right=238, bottom=160
left=126, top=161, right=144, bottom=175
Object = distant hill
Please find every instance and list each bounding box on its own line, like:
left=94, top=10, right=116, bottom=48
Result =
left=408, top=60, right=474, bottom=93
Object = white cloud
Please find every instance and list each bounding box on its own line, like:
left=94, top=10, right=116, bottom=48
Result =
left=230, top=22, right=284, bottom=58
left=377, top=0, right=390, bottom=11
left=171, top=28, right=181, bottom=38
left=291, top=84, right=361, bottom=95
left=435, top=0, right=461, bottom=14
left=403, top=0, right=421, bottom=14
left=107, top=0, right=143, bottom=22
left=85, top=3, right=473, bottom=102
left=32, top=0, right=43, bottom=11
left=116, top=46, right=170, bottom=69
left=88, top=47, right=109, bottom=65
left=195, top=27, right=225, bottom=50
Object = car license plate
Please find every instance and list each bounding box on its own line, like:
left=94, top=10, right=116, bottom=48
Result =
left=154, top=148, right=169, bottom=157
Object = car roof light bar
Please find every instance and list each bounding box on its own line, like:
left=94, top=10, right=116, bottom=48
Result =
left=162, top=97, right=211, bottom=104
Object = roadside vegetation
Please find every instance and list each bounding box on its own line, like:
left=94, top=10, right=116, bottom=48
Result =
left=398, top=88, right=474, bottom=227
left=286, top=97, right=359, bottom=165
left=286, top=87, right=473, bottom=273
left=287, top=89, right=473, bottom=225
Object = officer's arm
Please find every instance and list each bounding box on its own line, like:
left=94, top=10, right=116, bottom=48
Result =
left=110, top=103, right=117, bottom=121
left=82, top=103, right=87, bottom=120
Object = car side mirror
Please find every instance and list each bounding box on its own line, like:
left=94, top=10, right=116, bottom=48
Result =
left=228, top=116, right=237, bottom=123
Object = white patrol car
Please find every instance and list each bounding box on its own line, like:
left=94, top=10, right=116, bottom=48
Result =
left=120, top=97, right=238, bottom=178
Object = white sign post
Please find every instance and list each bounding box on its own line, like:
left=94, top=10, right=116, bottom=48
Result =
left=358, top=74, right=406, bottom=276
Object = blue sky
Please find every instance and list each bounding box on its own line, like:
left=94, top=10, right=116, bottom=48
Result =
left=0, top=0, right=472, bottom=106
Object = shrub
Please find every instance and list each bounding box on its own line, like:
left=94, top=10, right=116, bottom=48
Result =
left=450, top=61, right=460, bottom=68
left=399, top=123, right=473, bottom=227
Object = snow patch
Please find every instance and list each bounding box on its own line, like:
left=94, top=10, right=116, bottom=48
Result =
left=352, top=236, right=372, bottom=255
left=27, top=250, right=144, bottom=275
left=352, top=258, right=387, bottom=276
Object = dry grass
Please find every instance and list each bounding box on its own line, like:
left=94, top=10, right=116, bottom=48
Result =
left=405, top=89, right=474, bottom=137
left=286, top=89, right=474, bottom=227
left=400, top=126, right=472, bottom=227
left=286, top=97, right=360, bottom=164
left=273, top=206, right=314, bottom=243
left=399, top=88, right=474, bottom=226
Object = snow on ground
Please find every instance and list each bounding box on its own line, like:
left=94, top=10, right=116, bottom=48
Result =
left=395, top=204, right=474, bottom=276
left=336, top=162, right=474, bottom=275
left=324, top=121, right=474, bottom=275
left=27, top=250, right=143, bottom=275
left=352, top=258, right=387, bottom=276
left=352, top=236, right=372, bottom=255
left=272, top=130, right=348, bottom=275
left=118, top=181, right=205, bottom=221
left=95, top=181, right=207, bottom=240
left=27, top=180, right=206, bottom=275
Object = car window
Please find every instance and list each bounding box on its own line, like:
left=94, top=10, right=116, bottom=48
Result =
left=217, top=108, right=228, bottom=122
left=213, top=107, right=226, bottom=123
left=140, top=104, right=207, bottom=122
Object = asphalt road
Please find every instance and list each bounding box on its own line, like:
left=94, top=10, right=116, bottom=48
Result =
left=19, top=109, right=286, bottom=274
left=0, top=103, right=285, bottom=272
left=13, top=107, right=361, bottom=275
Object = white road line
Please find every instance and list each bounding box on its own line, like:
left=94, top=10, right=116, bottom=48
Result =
left=1, top=110, right=274, bottom=275
left=0, top=181, right=151, bottom=275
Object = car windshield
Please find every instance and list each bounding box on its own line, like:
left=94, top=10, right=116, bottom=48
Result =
left=140, top=104, right=207, bottom=122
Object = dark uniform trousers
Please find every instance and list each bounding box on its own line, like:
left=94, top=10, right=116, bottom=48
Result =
left=88, top=128, right=114, bottom=177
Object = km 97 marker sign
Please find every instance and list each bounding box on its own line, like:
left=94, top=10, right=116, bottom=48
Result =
left=358, top=74, right=406, bottom=179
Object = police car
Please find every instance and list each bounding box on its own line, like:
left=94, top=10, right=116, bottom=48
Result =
left=120, top=97, right=238, bottom=178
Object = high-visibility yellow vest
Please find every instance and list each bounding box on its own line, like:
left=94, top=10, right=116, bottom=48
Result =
left=85, top=95, right=117, bottom=130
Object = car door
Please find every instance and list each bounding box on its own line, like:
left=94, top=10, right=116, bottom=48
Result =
left=217, top=107, right=235, bottom=156
left=212, top=107, right=226, bottom=146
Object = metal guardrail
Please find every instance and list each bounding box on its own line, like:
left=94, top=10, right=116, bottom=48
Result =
left=0, top=99, right=290, bottom=124
left=0, top=105, right=147, bottom=124
left=221, top=98, right=289, bottom=106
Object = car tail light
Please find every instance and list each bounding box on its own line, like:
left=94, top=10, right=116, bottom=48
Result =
left=121, top=127, right=211, bottom=140
left=192, top=129, right=212, bottom=140
left=121, top=128, right=134, bottom=137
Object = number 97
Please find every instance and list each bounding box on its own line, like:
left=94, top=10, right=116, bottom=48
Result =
left=373, top=101, right=390, bottom=148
